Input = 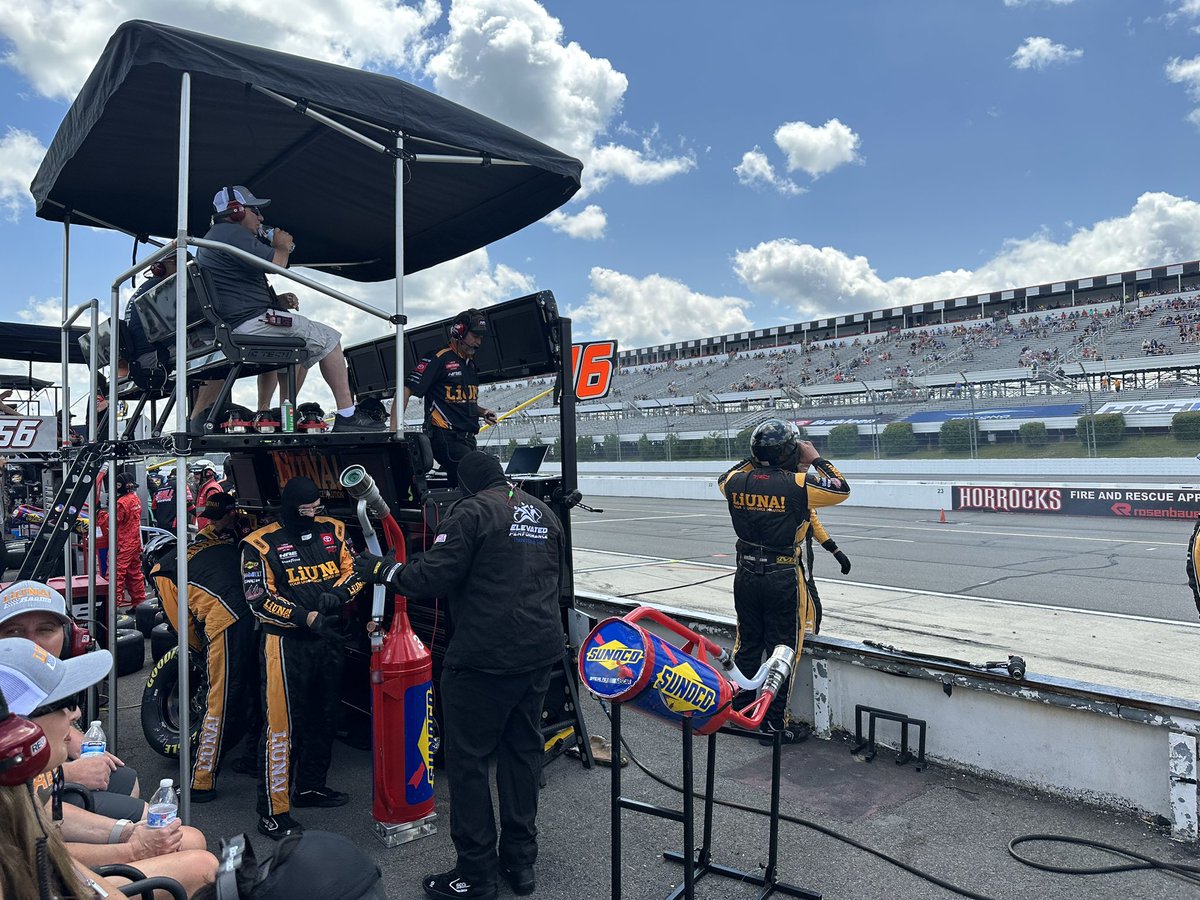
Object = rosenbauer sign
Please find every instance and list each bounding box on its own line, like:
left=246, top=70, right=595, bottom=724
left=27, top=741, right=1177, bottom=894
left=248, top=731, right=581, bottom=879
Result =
left=953, top=484, right=1200, bottom=519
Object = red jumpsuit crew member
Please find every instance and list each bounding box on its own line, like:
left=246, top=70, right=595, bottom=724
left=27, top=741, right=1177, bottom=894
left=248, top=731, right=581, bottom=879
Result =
left=112, top=470, right=146, bottom=609
left=242, top=477, right=364, bottom=840
left=392, top=309, right=498, bottom=487
left=148, top=493, right=260, bottom=800
left=356, top=451, right=564, bottom=900
left=192, top=461, right=223, bottom=530
left=717, top=421, right=850, bottom=744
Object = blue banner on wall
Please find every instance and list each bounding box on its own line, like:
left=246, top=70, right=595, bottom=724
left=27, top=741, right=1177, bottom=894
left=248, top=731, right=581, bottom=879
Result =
left=906, top=403, right=1082, bottom=423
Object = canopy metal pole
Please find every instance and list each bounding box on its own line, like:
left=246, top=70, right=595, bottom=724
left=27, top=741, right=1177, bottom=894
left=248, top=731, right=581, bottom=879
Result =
left=395, top=132, right=405, bottom=436
left=86, top=297, right=99, bottom=719
left=60, top=218, right=73, bottom=605
left=174, top=72, right=193, bottom=823
left=106, top=281, right=119, bottom=750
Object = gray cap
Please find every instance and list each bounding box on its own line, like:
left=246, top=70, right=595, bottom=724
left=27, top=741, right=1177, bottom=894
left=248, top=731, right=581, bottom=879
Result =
left=0, top=637, right=112, bottom=716
left=213, top=185, right=271, bottom=215
left=0, top=580, right=71, bottom=627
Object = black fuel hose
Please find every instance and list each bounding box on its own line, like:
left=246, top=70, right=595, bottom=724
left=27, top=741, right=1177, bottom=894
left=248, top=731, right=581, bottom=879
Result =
left=1007, top=834, right=1200, bottom=886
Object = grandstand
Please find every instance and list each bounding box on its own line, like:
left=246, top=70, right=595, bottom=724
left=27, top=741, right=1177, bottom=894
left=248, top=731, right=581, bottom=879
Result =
left=407, top=260, right=1200, bottom=452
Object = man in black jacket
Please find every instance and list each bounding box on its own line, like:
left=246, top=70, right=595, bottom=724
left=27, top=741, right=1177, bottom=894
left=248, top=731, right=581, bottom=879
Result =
left=356, top=451, right=564, bottom=900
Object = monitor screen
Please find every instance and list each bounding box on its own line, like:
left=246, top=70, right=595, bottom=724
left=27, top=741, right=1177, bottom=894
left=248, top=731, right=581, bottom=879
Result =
left=490, top=305, right=552, bottom=371
left=346, top=344, right=386, bottom=397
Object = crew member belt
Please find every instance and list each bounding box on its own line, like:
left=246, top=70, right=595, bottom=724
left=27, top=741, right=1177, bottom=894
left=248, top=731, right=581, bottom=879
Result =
left=736, top=551, right=798, bottom=575
left=263, top=623, right=316, bottom=639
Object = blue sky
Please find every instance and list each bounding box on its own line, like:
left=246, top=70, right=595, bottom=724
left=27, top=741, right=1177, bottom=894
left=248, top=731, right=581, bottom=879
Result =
left=1, top=0, right=1199, bottom=410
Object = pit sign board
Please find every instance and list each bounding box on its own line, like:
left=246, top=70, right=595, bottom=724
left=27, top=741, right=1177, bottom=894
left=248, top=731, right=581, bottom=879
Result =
left=0, top=417, right=57, bottom=453
left=571, top=341, right=618, bottom=401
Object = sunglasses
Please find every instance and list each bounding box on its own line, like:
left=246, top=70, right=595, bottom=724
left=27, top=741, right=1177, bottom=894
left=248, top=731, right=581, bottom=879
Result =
left=29, top=691, right=84, bottom=718
left=248, top=206, right=264, bottom=217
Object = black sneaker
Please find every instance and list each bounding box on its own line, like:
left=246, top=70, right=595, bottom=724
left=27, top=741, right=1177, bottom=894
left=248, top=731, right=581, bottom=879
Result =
left=293, top=786, right=349, bottom=808
left=332, top=409, right=386, bottom=432
left=500, top=863, right=535, bottom=896
left=423, top=869, right=497, bottom=900
left=189, top=788, right=217, bottom=804
left=257, top=813, right=303, bottom=840
left=230, top=758, right=257, bottom=776
left=758, top=721, right=810, bottom=746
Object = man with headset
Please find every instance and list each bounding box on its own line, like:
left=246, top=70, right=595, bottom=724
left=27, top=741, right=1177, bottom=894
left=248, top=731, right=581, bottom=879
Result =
left=717, top=420, right=850, bottom=744
left=391, top=309, right=499, bottom=487
left=197, top=184, right=382, bottom=432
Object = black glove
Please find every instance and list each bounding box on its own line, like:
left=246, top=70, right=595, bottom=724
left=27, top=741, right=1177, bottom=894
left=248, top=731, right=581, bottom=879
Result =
left=308, top=613, right=347, bottom=642
left=354, top=553, right=404, bottom=586
left=833, top=550, right=851, bottom=575
left=316, top=592, right=343, bottom=614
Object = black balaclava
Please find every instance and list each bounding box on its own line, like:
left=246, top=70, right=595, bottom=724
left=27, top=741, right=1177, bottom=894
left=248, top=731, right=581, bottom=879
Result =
left=279, top=477, right=321, bottom=539
left=456, top=452, right=507, bottom=497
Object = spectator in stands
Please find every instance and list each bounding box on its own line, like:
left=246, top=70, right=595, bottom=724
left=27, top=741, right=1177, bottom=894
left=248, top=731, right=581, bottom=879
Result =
left=197, top=185, right=383, bottom=433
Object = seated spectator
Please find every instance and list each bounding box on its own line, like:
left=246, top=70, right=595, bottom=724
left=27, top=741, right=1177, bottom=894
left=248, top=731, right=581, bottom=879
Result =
left=197, top=185, right=383, bottom=433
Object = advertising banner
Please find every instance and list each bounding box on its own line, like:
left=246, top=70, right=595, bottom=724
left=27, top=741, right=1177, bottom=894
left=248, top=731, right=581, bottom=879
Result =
left=953, top=484, right=1200, bottom=519
left=907, top=403, right=1082, bottom=424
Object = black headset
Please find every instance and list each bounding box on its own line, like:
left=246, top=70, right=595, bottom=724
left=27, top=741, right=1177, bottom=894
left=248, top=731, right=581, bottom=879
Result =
left=450, top=309, right=481, bottom=341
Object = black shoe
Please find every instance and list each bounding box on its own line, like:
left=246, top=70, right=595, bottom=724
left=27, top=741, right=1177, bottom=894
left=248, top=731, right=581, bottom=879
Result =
left=500, top=863, right=535, bottom=896
left=190, top=788, right=217, bottom=804
left=257, top=813, right=303, bottom=840
left=293, top=786, right=349, bottom=808
left=758, top=721, right=810, bottom=746
left=423, top=869, right=497, bottom=900
left=332, top=409, right=386, bottom=432
left=230, top=758, right=257, bottom=776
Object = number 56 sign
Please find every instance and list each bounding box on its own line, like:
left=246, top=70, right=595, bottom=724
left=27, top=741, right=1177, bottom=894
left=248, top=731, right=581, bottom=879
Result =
left=0, top=417, right=56, bottom=453
left=571, top=341, right=619, bottom=401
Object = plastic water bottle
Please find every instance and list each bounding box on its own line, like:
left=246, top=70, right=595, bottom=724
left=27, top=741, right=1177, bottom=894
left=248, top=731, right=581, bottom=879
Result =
left=281, top=399, right=295, bottom=433
left=80, top=721, right=106, bottom=757
left=146, top=779, right=178, bottom=828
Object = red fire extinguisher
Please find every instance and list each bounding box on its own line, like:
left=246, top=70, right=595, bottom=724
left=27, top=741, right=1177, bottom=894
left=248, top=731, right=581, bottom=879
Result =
left=342, top=466, right=437, bottom=846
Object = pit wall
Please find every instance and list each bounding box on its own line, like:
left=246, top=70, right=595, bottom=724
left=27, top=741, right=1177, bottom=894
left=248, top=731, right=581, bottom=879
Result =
left=573, top=594, right=1200, bottom=843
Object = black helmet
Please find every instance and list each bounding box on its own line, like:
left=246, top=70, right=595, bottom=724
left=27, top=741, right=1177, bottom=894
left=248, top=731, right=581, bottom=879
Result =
left=219, top=405, right=255, bottom=434
left=297, top=402, right=327, bottom=432
left=356, top=397, right=387, bottom=423
left=750, top=419, right=800, bottom=467
left=253, top=408, right=282, bottom=434
left=141, top=532, right=177, bottom=580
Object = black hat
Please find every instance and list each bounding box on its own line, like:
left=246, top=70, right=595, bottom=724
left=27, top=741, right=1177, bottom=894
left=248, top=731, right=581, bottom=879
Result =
left=457, top=451, right=506, bottom=497
left=199, top=492, right=237, bottom=521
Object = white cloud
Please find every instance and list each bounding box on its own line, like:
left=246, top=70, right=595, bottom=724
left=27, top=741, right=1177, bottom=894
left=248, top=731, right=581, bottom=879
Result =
left=0, top=128, right=46, bottom=221
left=425, top=0, right=694, bottom=197
left=1167, top=55, right=1200, bottom=126
left=773, top=119, right=861, bottom=178
left=568, top=267, right=752, bottom=347
left=0, top=0, right=442, bottom=101
left=1010, top=36, right=1084, bottom=70
left=734, top=148, right=805, bottom=196
left=733, top=192, right=1200, bottom=319
left=543, top=204, right=606, bottom=240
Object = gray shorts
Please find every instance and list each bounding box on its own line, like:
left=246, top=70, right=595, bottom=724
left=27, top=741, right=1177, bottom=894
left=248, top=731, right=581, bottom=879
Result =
left=234, top=311, right=340, bottom=368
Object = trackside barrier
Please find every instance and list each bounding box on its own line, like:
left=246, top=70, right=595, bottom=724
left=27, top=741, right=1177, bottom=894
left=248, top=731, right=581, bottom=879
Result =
left=573, top=592, right=1200, bottom=843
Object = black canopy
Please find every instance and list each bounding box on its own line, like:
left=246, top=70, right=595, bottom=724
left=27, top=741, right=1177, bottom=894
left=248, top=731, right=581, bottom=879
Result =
left=0, top=324, right=86, bottom=365
left=31, top=20, right=582, bottom=282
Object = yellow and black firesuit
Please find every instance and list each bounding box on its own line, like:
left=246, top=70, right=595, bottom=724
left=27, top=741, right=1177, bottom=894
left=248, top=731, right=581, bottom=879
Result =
left=802, top=510, right=852, bottom=634
left=241, top=477, right=364, bottom=837
left=717, top=421, right=850, bottom=739
left=147, top=498, right=260, bottom=796
left=1187, top=516, right=1200, bottom=618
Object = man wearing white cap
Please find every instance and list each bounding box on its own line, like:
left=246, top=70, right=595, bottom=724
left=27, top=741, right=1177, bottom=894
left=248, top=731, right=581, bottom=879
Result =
left=0, top=638, right=218, bottom=894
left=0, top=579, right=142, bottom=819
left=197, top=184, right=383, bottom=432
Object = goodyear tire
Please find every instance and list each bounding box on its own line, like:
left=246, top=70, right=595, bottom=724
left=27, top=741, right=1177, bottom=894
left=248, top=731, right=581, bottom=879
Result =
left=135, top=599, right=161, bottom=638
left=116, top=613, right=136, bottom=633
left=141, top=647, right=207, bottom=759
left=115, top=628, right=144, bottom=677
left=150, top=622, right=178, bottom=663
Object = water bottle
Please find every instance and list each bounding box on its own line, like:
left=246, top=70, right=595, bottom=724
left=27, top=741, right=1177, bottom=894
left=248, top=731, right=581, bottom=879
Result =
left=281, top=400, right=295, bottom=433
left=80, top=720, right=106, bottom=757
left=146, top=779, right=178, bottom=828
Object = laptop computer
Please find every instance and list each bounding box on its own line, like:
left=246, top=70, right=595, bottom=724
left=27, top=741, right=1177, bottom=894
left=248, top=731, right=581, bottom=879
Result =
left=505, top=445, right=550, bottom=477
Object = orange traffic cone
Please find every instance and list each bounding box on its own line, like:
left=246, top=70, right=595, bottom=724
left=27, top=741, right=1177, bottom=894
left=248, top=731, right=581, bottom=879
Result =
left=939, top=508, right=947, bottom=524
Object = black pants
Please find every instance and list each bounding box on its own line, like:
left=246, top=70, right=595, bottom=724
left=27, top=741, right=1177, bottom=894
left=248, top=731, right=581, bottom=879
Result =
left=732, top=562, right=807, bottom=727
left=426, top=427, right=477, bottom=488
left=194, top=616, right=260, bottom=791
left=257, top=631, right=343, bottom=816
left=440, top=664, right=553, bottom=885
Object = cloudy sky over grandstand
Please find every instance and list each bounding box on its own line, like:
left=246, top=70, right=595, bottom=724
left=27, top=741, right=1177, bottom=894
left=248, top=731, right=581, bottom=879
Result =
left=1, top=0, right=1200, bottom=373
